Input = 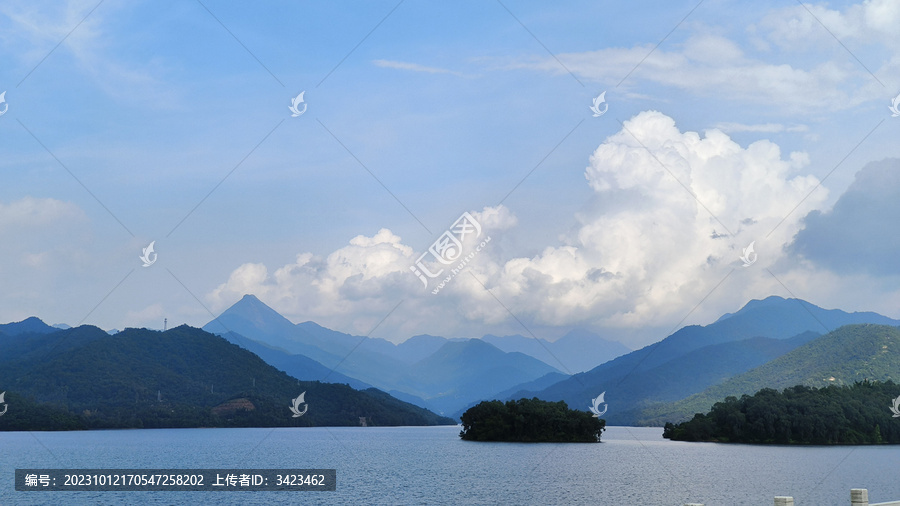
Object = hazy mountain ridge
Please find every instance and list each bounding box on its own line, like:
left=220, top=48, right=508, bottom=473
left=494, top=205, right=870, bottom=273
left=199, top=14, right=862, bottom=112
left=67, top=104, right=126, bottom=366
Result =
left=204, top=295, right=568, bottom=415
left=220, top=330, right=371, bottom=390
left=482, top=330, right=631, bottom=374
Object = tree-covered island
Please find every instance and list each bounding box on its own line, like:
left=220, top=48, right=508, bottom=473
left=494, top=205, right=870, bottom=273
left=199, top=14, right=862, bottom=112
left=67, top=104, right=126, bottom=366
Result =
left=459, top=398, right=605, bottom=442
left=663, top=381, right=900, bottom=444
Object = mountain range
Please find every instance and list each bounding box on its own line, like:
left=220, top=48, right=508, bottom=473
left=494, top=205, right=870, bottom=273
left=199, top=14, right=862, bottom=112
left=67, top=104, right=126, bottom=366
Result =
left=0, top=323, right=452, bottom=430
left=509, top=296, right=900, bottom=425
left=4, top=294, right=899, bottom=430
left=202, top=294, right=629, bottom=415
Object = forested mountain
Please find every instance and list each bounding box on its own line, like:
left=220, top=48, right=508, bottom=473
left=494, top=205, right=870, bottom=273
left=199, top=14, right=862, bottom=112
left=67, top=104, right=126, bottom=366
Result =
left=648, top=324, right=900, bottom=425
left=0, top=325, right=453, bottom=430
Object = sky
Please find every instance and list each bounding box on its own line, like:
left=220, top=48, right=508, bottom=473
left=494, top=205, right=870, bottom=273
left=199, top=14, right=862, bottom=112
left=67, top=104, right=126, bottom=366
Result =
left=1, top=0, right=899, bottom=348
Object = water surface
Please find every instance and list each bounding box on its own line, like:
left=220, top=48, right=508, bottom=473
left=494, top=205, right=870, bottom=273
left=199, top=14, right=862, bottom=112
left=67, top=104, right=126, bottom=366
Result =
left=2, top=426, right=898, bottom=505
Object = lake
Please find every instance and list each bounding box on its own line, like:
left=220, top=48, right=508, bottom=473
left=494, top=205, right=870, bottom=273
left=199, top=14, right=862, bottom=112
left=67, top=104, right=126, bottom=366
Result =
left=1, top=425, right=899, bottom=505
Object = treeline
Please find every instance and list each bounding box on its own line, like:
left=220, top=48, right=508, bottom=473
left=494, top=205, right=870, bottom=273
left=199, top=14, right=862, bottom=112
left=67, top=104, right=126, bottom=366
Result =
left=663, top=381, right=900, bottom=444
left=460, top=398, right=605, bottom=442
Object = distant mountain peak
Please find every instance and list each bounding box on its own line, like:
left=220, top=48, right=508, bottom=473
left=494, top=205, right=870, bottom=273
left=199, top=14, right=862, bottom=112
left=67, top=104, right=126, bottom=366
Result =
left=210, top=294, right=294, bottom=331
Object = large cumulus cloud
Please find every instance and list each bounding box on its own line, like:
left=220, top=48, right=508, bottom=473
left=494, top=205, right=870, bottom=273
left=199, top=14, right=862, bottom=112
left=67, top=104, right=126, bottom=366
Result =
left=485, top=111, right=824, bottom=330
left=208, top=111, right=828, bottom=343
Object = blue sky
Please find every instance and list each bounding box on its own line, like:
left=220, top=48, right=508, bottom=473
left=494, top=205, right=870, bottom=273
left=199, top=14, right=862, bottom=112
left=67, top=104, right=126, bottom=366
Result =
left=1, top=0, right=899, bottom=347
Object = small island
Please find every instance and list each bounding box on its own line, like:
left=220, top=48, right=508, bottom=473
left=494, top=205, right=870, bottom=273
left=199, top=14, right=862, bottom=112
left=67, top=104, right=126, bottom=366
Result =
left=663, top=381, right=900, bottom=444
left=459, top=398, right=605, bottom=442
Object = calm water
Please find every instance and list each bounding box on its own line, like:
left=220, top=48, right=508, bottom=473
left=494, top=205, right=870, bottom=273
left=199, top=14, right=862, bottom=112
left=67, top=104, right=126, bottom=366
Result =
left=1, top=425, right=899, bottom=505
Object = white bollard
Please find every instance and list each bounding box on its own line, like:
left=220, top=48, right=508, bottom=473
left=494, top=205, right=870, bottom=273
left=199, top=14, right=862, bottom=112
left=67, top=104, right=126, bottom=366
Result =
left=851, top=488, right=869, bottom=506
left=774, top=497, right=794, bottom=506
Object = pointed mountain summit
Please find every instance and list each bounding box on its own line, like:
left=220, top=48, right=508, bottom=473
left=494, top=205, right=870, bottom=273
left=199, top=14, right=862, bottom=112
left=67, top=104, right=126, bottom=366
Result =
left=203, top=295, right=333, bottom=360
left=203, top=295, right=409, bottom=394
left=202, top=295, right=567, bottom=416
left=206, top=294, right=296, bottom=337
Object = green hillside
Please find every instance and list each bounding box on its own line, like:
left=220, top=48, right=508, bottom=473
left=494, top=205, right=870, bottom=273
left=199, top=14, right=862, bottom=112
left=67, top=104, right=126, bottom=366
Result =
left=0, top=325, right=454, bottom=430
left=645, top=324, right=900, bottom=425
left=663, top=381, right=900, bottom=444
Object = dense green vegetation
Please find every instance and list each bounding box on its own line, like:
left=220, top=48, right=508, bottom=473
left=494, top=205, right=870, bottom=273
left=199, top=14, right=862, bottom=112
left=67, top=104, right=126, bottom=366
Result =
left=0, top=325, right=454, bottom=430
left=663, top=381, right=900, bottom=444
left=459, top=398, right=604, bottom=442
left=646, top=324, right=900, bottom=425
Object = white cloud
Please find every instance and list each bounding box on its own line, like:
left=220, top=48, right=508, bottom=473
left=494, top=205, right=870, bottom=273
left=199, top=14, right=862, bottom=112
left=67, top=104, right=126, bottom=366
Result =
left=714, top=122, right=809, bottom=134
left=511, top=35, right=858, bottom=113
left=209, top=112, right=831, bottom=345
left=508, top=1, right=900, bottom=112
left=480, top=111, right=826, bottom=331
left=0, top=196, right=85, bottom=230
left=207, top=207, right=513, bottom=334
left=759, top=0, right=900, bottom=48
left=373, top=59, right=465, bottom=76
left=1, top=0, right=173, bottom=105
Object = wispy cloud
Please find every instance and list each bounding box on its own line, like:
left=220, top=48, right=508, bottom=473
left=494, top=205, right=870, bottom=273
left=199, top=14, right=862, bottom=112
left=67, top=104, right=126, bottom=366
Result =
left=2, top=0, right=177, bottom=106
left=714, top=123, right=809, bottom=133
left=373, top=59, right=467, bottom=77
